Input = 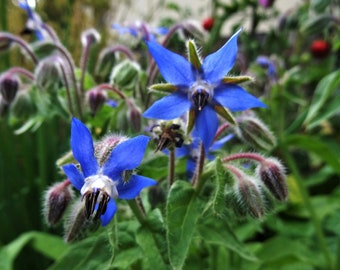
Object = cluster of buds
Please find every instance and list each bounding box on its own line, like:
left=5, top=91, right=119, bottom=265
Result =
left=223, top=153, right=287, bottom=219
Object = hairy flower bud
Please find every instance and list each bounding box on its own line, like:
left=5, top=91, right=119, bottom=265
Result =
left=126, top=99, right=141, bottom=132
left=43, top=180, right=73, bottom=226
left=86, top=87, right=107, bottom=115
left=256, top=157, right=288, bottom=201
left=0, top=73, right=19, bottom=104
left=10, top=89, right=36, bottom=119
left=34, top=56, right=62, bottom=91
left=225, top=165, right=265, bottom=219
left=94, top=134, right=128, bottom=166
left=110, top=59, right=140, bottom=91
left=235, top=114, right=276, bottom=151
left=64, top=200, right=100, bottom=243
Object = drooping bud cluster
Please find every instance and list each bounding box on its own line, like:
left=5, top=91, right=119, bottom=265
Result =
left=150, top=120, right=185, bottom=152
left=223, top=153, right=288, bottom=219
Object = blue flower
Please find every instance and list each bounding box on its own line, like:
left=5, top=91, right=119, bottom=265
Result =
left=62, top=118, right=156, bottom=226
left=143, top=29, right=266, bottom=151
left=176, top=134, right=234, bottom=179
left=112, top=21, right=168, bottom=41
left=19, top=0, right=46, bottom=40
left=256, top=56, right=277, bottom=81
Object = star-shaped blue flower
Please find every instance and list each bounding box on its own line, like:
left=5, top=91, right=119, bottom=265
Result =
left=143, top=29, right=266, bottom=151
left=62, top=118, right=156, bottom=226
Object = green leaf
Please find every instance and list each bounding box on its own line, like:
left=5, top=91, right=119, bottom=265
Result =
left=0, top=231, right=66, bottom=270
left=49, top=231, right=111, bottom=270
left=304, top=69, right=340, bottom=129
left=284, top=135, right=340, bottom=175
left=136, top=227, right=169, bottom=269
left=196, top=221, right=258, bottom=262
left=111, top=247, right=143, bottom=269
left=166, top=180, right=202, bottom=270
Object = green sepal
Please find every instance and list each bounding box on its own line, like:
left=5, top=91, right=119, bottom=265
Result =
left=222, top=75, right=253, bottom=84
left=187, top=40, right=201, bottom=69
left=186, top=109, right=196, bottom=134
left=214, top=105, right=237, bottom=125
left=150, top=83, right=178, bottom=93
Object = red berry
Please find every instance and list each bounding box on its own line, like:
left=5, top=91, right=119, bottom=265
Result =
left=202, top=17, right=214, bottom=31
left=310, top=39, right=330, bottom=58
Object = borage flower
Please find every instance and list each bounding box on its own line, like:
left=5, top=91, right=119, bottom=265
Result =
left=143, top=29, right=266, bottom=151
left=62, top=118, right=156, bottom=226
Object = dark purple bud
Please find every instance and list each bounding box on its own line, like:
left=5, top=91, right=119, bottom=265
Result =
left=127, top=99, right=142, bottom=132
left=258, top=0, right=275, bottom=8
left=43, top=180, right=73, bottom=226
left=0, top=73, right=19, bottom=104
left=86, top=88, right=107, bottom=115
left=256, top=158, right=288, bottom=201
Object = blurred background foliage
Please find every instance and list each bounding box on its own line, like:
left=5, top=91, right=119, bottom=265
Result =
left=1, top=0, right=340, bottom=269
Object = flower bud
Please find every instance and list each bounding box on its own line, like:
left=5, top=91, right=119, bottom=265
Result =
left=258, top=0, right=275, bottom=8
left=150, top=120, right=185, bottom=152
left=148, top=184, right=166, bottom=209
left=95, top=47, right=117, bottom=81
left=94, top=134, right=128, bottom=166
left=256, top=157, right=288, bottom=201
left=86, top=87, right=107, bottom=115
left=9, top=89, right=36, bottom=119
left=202, top=17, right=214, bottom=31
left=64, top=200, right=100, bottom=243
left=225, top=165, right=265, bottom=219
left=110, top=59, right=140, bottom=91
left=81, top=28, right=101, bottom=48
left=0, top=73, right=19, bottom=104
left=43, top=180, right=73, bottom=226
left=34, top=56, right=62, bottom=92
left=235, top=114, right=276, bottom=151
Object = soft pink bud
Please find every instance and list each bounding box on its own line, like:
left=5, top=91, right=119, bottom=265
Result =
left=43, top=180, right=73, bottom=226
left=256, top=158, right=288, bottom=201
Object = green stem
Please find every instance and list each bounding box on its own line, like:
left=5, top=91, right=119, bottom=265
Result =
left=168, top=148, right=175, bottom=188
left=280, top=143, right=333, bottom=269
left=128, top=198, right=146, bottom=225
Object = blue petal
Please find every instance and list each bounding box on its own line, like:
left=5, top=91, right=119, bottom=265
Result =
left=202, top=29, right=242, bottom=84
left=210, top=134, right=234, bottom=151
left=213, top=84, right=266, bottom=111
left=102, top=135, right=150, bottom=178
left=100, top=198, right=117, bottom=226
left=195, top=106, right=219, bottom=151
left=117, top=174, right=157, bottom=199
left=175, top=144, right=190, bottom=158
left=143, top=92, right=191, bottom=120
left=62, top=164, right=84, bottom=191
left=146, top=41, right=195, bottom=85
left=71, top=118, right=99, bottom=177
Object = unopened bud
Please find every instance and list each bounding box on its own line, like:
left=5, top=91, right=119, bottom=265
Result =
left=0, top=73, right=19, bottom=104
left=64, top=200, right=100, bottom=243
left=236, top=114, right=276, bottom=151
left=256, top=158, right=288, bottom=201
left=181, top=20, right=205, bottom=41
left=95, top=47, right=117, bottom=81
left=148, top=184, right=166, bottom=209
left=10, top=89, right=36, bottom=119
left=226, top=165, right=265, bottom=219
left=110, top=59, right=140, bottom=90
left=81, top=28, right=101, bottom=48
left=86, top=88, right=107, bottom=115
left=94, top=134, right=128, bottom=166
left=150, top=120, right=185, bottom=152
left=43, top=180, right=73, bottom=226
left=34, top=56, right=62, bottom=91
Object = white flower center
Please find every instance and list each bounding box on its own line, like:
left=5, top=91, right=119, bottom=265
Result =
left=189, top=81, right=214, bottom=111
